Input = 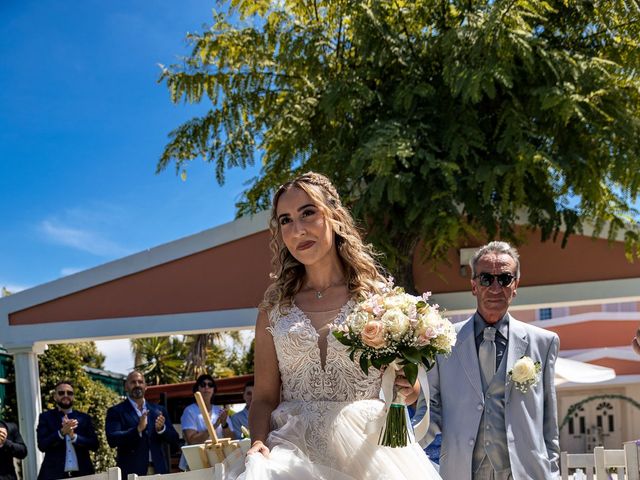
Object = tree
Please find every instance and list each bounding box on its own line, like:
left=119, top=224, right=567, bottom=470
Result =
left=203, top=332, right=254, bottom=378
left=185, top=332, right=248, bottom=377
left=158, top=0, right=640, bottom=289
left=241, top=338, right=255, bottom=375
left=74, top=342, right=106, bottom=370
left=130, top=337, right=186, bottom=385
left=38, top=343, right=120, bottom=472
left=132, top=334, right=253, bottom=383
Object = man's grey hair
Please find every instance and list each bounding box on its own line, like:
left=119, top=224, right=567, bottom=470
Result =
left=469, top=241, right=520, bottom=279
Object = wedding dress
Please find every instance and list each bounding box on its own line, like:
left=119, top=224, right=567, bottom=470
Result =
left=230, top=302, right=442, bottom=480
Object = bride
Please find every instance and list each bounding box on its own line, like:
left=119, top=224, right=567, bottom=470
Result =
left=237, top=172, right=441, bottom=479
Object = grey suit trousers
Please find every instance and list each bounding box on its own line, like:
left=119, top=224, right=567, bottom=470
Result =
left=474, top=457, right=513, bottom=480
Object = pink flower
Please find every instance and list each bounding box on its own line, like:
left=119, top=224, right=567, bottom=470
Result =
left=361, top=320, right=387, bottom=349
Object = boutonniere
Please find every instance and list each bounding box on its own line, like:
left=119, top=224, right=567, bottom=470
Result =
left=508, top=356, right=541, bottom=393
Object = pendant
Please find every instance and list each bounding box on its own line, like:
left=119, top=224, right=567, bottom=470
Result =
left=316, top=291, right=323, bottom=299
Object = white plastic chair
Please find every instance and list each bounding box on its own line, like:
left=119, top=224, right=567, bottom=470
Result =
left=62, top=467, right=121, bottom=480
left=560, top=451, right=595, bottom=480
left=624, top=441, right=640, bottom=480
left=595, top=445, right=636, bottom=479
left=127, top=467, right=216, bottom=479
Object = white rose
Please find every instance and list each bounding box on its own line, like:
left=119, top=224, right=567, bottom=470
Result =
left=349, top=311, right=371, bottom=333
left=382, top=308, right=411, bottom=340
left=511, top=356, right=537, bottom=383
left=416, top=309, right=434, bottom=330
left=383, top=294, right=408, bottom=311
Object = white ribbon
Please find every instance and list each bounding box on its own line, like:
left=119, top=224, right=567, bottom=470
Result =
left=412, top=364, right=430, bottom=443
left=365, top=360, right=430, bottom=444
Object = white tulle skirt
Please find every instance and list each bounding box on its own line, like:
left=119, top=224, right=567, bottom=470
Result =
left=226, top=398, right=441, bottom=480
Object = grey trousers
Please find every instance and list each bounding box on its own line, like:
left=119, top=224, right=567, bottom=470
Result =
left=473, top=456, right=513, bottom=480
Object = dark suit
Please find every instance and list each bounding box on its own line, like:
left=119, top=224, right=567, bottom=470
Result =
left=36, top=409, right=98, bottom=480
left=0, top=420, right=28, bottom=480
left=105, top=399, right=179, bottom=477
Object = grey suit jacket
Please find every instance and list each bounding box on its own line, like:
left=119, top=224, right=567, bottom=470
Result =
left=425, top=314, right=560, bottom=480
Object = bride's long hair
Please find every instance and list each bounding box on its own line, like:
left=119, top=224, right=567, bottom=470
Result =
left=260, top=172, right=384, bottom=311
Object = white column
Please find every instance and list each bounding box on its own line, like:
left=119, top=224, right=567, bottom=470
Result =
left=8, top=343, right=46, bottom=480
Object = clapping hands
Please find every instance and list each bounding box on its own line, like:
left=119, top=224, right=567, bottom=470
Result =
left=136, top=410, right=165, bottom=433
left=137, top=410, right=148, bottom=433
left=61, top=415, right=78, bottom=437
left=217, top=409, right=228, bottom=427
left=155, top=413, right=166, bottom=432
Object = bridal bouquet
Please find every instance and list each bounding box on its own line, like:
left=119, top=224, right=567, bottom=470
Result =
left=333, top=280, right=456, bottom=447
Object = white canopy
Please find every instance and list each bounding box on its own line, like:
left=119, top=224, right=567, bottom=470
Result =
left=555, top=357, right=616, bottom=385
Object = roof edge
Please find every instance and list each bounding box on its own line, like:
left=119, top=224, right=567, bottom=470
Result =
left=0, top=211, right=269, bottom=314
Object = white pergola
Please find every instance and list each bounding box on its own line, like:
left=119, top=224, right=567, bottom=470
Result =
left=2, top=211, right=639, bottom=478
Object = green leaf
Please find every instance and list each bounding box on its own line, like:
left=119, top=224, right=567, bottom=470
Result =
left=333, top=331, right=351, bottom=346
left=371, top=356, right=385, bottom=369
left=421, top=355, right=435, bottom=371
left=359, top=354, right=370, bottom=376
left=403, top=362, right=419, bottom=386
left=402, top=347, right=422, bottom=364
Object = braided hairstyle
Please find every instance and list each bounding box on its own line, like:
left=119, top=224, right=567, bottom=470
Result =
left=260, top=172, right=384, bottom=311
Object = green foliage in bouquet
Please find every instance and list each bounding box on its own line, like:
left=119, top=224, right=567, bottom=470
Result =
left=333, top=288, right=456, bottom=386
left=333, top=285, right=457, bottom=447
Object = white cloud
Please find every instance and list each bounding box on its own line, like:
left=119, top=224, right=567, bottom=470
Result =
left=95, top=339, right=135, bottom=375
left=39, top=220, right=132, bottom=257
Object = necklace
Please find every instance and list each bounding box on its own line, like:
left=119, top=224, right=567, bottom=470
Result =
left=306, top=282, right=344, bottom=299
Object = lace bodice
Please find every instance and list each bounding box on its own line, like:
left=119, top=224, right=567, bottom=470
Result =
left=268, top=302, right=382, bottom=402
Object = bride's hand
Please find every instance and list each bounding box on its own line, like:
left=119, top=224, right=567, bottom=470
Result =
left=247, top=440, right=270, bottom=458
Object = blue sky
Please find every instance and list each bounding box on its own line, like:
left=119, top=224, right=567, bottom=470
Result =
left=1, top=0, right=260, bottom=372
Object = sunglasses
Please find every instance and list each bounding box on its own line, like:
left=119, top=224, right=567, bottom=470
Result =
left=473, top=272, right=516, bottom=288
left=56, top=390, right=74, bottom=397
left=199, top=381, right=215, bottom=388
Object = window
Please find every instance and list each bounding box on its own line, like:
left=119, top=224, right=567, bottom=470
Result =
left=603, top=302, right=637, bottom=313
left=537, top=307, right=569, bottom=321
left=538, top=308, right=552, bottom=321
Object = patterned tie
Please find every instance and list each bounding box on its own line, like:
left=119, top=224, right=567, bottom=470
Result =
left=479, top=327, right=497, bottom=390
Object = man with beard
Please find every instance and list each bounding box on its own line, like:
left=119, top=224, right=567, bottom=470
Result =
left=106, top=371, right=179, bottom=476
left=0, top=417, right=28, bottom=480
left=36, top=380, right=98, bottom=479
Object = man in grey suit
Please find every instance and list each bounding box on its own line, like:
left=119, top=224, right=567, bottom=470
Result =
left=425, top=241, right=560, bottom=479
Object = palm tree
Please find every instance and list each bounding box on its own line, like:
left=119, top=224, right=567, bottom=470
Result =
left=130, top=336, right=185, bottom=385
left=185, top=332, right=242, bottom=378
left=183, top=332, right=248, bottom=378
left=131, top=333, right=252, bottom=384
